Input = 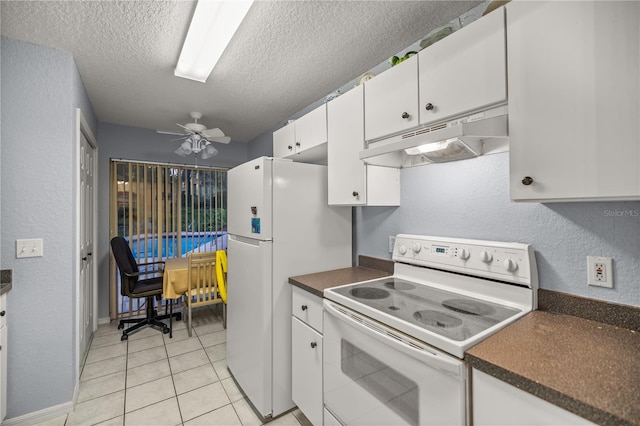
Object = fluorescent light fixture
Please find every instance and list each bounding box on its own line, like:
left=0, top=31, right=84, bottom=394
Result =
left=175, top=0, right=254, bottom=83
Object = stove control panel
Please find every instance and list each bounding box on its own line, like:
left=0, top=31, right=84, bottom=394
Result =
left=393, top=234, right=537, bottom=288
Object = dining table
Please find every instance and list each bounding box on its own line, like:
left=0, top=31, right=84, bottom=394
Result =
left=163, top=257, right=190, bottom=299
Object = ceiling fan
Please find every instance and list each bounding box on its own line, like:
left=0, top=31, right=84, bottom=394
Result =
left=157, top=112, right=231, bottom=159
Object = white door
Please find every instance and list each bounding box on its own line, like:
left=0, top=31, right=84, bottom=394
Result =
left=79, top=131, right=95, bottom=359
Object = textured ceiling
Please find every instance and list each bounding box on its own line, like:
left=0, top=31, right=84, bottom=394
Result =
left=1, top=0, right=480, bottom=143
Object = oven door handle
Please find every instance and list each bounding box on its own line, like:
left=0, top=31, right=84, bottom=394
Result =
left=324, top=301, right=464, bottom=378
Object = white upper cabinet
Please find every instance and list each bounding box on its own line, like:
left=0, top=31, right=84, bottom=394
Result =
left=328, top=85, right=400, bottom=206
left=419, top=7, right=506, bottom=126
left=273, top=121, right=296, bottom=158
left=508, top=1, right=640, bottom=202
left=273, top=104, right=328, bottom=163
left=364, top=54, right=419, bottom=141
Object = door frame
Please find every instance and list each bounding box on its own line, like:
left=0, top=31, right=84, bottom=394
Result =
left=74, top=108, right=98, bottom=380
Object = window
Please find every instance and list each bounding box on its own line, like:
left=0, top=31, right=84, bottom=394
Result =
left=109, top=160, right=227, bottom=319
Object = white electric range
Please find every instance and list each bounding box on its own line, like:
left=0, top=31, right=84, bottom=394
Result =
left=322, top=234, right=538, bottom=426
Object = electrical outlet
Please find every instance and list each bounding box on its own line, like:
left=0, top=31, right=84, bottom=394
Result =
left=388, top=236, right=396, bottom=253
left=587, top=256, right=613, bottom=288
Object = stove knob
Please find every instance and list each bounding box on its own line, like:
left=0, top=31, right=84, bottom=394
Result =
left=459, top=248, right=470, bottom=260
left=412, top=242, right=422, bottom=253
left=479, top=251, right=493, bottom=263
left=398, top=244, right=407, bottom=255
left=503, top=258, right=518, bottom=272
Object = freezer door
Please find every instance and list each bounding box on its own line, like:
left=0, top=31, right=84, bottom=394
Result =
left=228, top=157, right=273, bottom=240
left=226, top=234, right=273, bottom=417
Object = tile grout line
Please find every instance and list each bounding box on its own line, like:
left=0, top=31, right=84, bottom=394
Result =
left=165, top=324, right=185, bottom=426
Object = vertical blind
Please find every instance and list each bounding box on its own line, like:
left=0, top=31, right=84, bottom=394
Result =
left=109, top=160, right=227, bottom=319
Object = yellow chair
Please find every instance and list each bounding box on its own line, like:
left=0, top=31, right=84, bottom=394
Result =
left=215, top=250, right=228, bottom=328
left=185, top=252, right=223, bottom=337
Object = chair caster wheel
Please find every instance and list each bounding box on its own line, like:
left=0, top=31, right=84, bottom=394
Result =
left=163, top=327, right=170, bottom=334
left=121, top=335, right=128, bottom=341
left=118, top=323, right=124, bottom=330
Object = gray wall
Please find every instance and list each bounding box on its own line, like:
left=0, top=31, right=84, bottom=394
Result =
left=1, top=37, right=98, bottom=418
left=96, top=123, right=249, bottom=319
left=355, top=152, right=640, bottom=308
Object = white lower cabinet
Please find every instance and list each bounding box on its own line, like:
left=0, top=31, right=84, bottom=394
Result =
left=473, top=369, right=593, bottom=425
left=291, top=286, right=323, bottom=425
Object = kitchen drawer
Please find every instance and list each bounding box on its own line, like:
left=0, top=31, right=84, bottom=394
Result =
left=292, top=286, right=323, bottom=333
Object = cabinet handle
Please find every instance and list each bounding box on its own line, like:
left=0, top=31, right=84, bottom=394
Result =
left=295, top=142, right=301, bottom=147
left=288, top=145, right=293, bottom=151
left=401, top=112, right=410, bottom=119
left=0, top=311, right=5, bottom=317
left=82, top=257, right=88, bottom=261
left=521, top=176, right=534, bottom=186
left=310, top=342, right=317, bottom=349
left=352, top=191, right=359, bottom=197
left=301, top=305, right=308, bottom=311
left=425, top=103, right=434, bottom=111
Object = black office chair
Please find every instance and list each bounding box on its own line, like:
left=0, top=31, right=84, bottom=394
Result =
left=110, top=236, right=182, bottom=341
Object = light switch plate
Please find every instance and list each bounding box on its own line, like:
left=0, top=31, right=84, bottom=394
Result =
left=16, top=239, right=43, bottom=258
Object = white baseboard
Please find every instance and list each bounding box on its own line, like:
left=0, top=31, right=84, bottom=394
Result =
left=2, top=400, right=74, bottom=426
left=98, top=316, right=111, bottom=325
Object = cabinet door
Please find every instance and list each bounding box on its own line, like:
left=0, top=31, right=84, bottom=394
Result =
left=419, top=7, right=506, bottom=126
left=292, top=317, right=323, bottom=426
left=364, top=54, right=419, bottom=141
left=273, top=124, right=295, bottom=159
left=328, top=85, right=367, bottom=205
left=295, top=104, right=327, bottom=153
left=508, top=1, right=640, bottom=201
left=473, top=370, right=592, bottom=425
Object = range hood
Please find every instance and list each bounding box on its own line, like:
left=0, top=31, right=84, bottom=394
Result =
left=360, top=106, right=508, bottom=168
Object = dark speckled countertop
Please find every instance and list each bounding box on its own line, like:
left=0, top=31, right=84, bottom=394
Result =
left=467, top=290, right=640, bottom=426
left=288, top=255, right=393, bottom=297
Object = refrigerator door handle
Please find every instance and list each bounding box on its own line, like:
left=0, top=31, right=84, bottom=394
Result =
left=230, top=234, right=269, bottom=246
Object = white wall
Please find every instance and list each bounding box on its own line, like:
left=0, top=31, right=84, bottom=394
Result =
left=355, top=153, right=640, bottom=308
left=1, top=37, right=98, bottom=418
left=96, top=122, right=249, bottom=319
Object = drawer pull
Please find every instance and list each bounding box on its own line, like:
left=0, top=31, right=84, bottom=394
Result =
left=0, top=311, right=5, bottom=317
left=310, top=342, right=317, bottom=349
left=301, top=305, right=308, bottom=311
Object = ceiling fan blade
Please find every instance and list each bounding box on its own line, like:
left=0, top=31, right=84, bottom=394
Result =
left=170, top=136, right=189, bottom=142
left=176, top=123, right=194, bottom=133
left=156, top=130, right=185, bottom=136
left=202, top=128, right=224, bottom=139
left=210, top=136, right=231, bottom=144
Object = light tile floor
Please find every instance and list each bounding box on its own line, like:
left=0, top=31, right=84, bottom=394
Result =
left=36, top=307, right=311, bottom=426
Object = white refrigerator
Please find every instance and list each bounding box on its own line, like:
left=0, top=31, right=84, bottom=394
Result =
left=226, top=157, right=352, bottom=419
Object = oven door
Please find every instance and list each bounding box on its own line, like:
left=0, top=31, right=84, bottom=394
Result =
left=323, top=300, right=468, bottom=426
